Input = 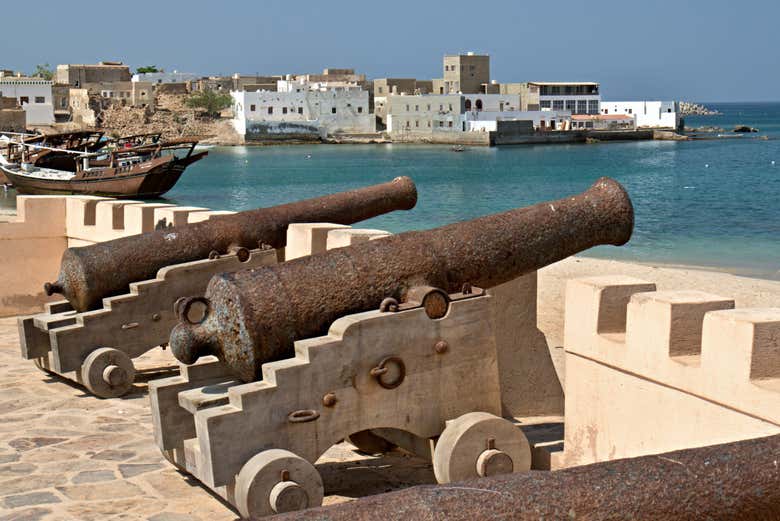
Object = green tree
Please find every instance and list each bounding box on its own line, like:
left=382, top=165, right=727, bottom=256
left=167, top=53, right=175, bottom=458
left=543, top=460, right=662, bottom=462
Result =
left=136, top=65, right=160, bottom=74
left=185, top=90, right=233, bottom=117
left=33, top=63, right=53, bottom=80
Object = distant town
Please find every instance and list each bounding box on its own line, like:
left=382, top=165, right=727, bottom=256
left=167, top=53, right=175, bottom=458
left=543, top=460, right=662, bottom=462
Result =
left=0, top=52, right=688, bottom=146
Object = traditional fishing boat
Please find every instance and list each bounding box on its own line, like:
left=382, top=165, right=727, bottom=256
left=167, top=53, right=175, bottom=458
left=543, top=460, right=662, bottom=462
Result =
left=0, top=133, right=207, bottom=198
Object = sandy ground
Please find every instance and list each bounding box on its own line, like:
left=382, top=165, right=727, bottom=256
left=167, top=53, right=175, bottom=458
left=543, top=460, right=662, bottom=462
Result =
left=0, top=257, right=778, bottom=520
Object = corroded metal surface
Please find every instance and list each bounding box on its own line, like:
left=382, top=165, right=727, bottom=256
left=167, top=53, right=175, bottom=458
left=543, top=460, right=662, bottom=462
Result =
left=45, top=177, right=417, bottom=311
left=170, top=177, right=634, bottom=382
left=272, top=434, right=780, bottom=521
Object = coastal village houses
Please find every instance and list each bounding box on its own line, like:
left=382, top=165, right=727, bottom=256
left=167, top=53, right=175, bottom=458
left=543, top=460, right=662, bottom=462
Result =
left=0, top=71, right=54, bottom=126
left=231, top=71, right=374, bottom=141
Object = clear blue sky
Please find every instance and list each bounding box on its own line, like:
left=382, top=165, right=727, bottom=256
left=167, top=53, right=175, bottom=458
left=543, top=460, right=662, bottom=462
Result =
left=3, top=0, right=779, bottom=102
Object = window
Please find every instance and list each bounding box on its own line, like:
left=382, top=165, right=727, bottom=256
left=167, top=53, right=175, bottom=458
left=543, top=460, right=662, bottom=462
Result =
left=628, top=108, right=633, bottom=114
left=378, top=87, right=383, bottom=93
left=667, top=108, right=672, bottom=113
left=357, top=106, right=363, bottom=113
left=427, top=104, right=431, bottom=110
left=250, top=104, right=256, bottom=111
left=588, top=100, right=600, bottom=114
left=439, top=104, right=443, bottom=111
left=427, top=121, right=431, bottom=127
left=406, top=104, right=410, bottom=111
left=439, top=121, right=444, bottom=127
left=565, top=100, right=576, bottom=112
left=283, top=107, right=288, bottom=114
left=577, top=100, right=588, bottom=114
left=268, top=106, right=273, bottom=114
left=585, top=121, right=594, bottom=129
left=552, top=100, right=564, bottom=111
left=415, top=105, right=419, bottom=111
left=465, top=99, right=472, bottom=110
left=540, top=100, right=551, bottom=109
left=298, top=107, right=303, bottom=114
left=415, top=120, right=419, bottom=127
left=448, top=104, right=452, bottom=111
left=448, top=121, right=453, bottom=127
left=332, top=107, right=337, bottom=114
left=19, top=96, right=29, bottom=104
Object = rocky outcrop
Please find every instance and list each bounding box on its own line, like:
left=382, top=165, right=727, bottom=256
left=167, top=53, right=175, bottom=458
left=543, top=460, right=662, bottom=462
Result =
left=679, top=102, right=721, bottom=116
left=98, top=94, right=241, bottom=145
left=733, top=125, right=759, bottom=133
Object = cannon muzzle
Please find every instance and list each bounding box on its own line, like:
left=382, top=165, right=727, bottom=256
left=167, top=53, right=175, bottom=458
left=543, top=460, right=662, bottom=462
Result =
left=171, top=177, right=634, bottom=382
left=46, top=177, right=417, bottom=312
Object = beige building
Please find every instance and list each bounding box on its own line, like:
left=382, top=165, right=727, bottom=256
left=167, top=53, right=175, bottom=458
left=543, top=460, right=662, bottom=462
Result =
left=386, top=94, right=464, bottom=133
left=0, top=96, right=25, bottom=131
left=499, top=83, right=541, bottom=111
left=443, top=53, right=490, bottom=94
left=56, top=62, right=132, bottom=90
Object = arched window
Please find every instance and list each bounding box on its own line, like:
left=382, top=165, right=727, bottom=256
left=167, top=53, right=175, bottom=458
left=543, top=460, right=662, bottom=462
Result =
left=475, top=99, right=483, bottom=111
left=465, top=99, right=472, bottom=111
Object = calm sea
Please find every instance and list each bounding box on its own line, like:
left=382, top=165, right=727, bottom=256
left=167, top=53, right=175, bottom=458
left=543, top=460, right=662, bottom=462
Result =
left=2, top=102, right=779, bottom=279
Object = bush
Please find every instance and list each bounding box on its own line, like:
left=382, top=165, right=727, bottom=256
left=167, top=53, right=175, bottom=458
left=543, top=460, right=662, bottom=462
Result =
left=185, top=90, right=232, bottom=117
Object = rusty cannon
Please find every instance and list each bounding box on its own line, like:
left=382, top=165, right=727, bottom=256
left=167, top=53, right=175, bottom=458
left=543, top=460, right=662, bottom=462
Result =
left=273, top=434, right=780, bottom=521
left=170, top=177, right=634, bottom=383
left=44, top=176, right=417, bottom=312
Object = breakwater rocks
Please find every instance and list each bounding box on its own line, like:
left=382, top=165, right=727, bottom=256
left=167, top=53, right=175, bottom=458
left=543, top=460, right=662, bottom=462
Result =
left=679, top=102, right=721, bottom=116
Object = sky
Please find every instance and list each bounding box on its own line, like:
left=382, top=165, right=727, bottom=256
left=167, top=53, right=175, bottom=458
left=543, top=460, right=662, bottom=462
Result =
left=3, top=0, right=780, bottom=102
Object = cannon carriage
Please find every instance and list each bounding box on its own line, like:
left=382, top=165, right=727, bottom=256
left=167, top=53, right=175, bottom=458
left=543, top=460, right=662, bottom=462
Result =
left=150, top=178, right=634, bottom=518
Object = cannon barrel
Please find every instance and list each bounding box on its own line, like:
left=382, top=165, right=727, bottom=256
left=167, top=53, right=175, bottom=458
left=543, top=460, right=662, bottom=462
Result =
left=273, top=434, right=780, bottom=521
left=45, top=177, right=418, bottom=312
left=171, top=177, right=634, bottom=382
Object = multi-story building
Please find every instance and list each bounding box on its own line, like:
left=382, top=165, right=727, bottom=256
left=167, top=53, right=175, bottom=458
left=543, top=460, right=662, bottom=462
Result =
left=386, top=94, right=464, bottom=133
left=56, top=62, right=131, bottom=90
left=499, top=83, right=541, bottom=111
left=131, top=71, right=198, bottom=84
left=529, top=82, right=600, bottom=114
left=373, top=79, right=434, bottom=128
left=600, top=101, right=679, bottom=129
left=442, top=53, right=490, bottom=94
left=231, top=83, right=374, bottom=140
left=0, top=72, right=54, bottom=126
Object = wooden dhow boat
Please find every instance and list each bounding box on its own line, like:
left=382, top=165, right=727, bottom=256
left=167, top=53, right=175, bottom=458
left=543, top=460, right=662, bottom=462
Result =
left=0, top=133, right=207, bottom=198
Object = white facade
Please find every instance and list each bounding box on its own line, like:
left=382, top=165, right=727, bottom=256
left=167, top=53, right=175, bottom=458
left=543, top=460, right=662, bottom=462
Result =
left=464, top=110, right=572, bottom=132
left=231, top=88, right=374, bottom=137
left=131, top=71, right=198, bottom=84
left=0, top=76, right=54, bottom=125
left=600, top=101, right=679, bottom=128
left=462, top=93, right=520, bottom=112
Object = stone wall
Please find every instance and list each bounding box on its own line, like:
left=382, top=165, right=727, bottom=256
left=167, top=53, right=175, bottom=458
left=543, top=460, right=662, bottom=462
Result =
left=0, top=196, right=235, bottom=317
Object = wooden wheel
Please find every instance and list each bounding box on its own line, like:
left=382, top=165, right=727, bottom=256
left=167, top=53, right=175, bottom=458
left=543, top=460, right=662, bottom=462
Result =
left=234, top=449, right=323, bottom=518
left=81, top=347, right=135, bottom=398
left=432, top=412, right=531, bottom=484
left=346, top=430, right=396, bottom=455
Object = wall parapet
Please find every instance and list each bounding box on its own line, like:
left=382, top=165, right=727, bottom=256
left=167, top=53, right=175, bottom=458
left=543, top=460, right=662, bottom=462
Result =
left=558, top=275, right=780, bottom=468
left=0, top=195, right=235, bottom=317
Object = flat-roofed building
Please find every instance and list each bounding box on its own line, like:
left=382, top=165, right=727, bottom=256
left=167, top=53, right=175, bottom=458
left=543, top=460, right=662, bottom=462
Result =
left=600, top=100, right=679, bottom=129
left=231, top=85, right=374, bottom=140
left=386, top=94, right=464, bottom=133
left=443, top=52, right=490, bottom=94
left=529, top=81, right=600, bottom=114
left=0, top=73, right=54, bottom=126
left=56, top=62, right=131, bottom=90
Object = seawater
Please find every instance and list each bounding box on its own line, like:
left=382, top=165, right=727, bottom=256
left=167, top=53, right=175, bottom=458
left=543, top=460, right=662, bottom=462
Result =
left=3, top=102, right=779, bottom=279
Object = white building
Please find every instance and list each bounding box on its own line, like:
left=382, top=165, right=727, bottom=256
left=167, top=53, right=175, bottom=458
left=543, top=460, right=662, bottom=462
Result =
left=231, top=86, right=374, bottom=139
left=0, top=73, right=54, bottom=126
left=600, top=101, right=679, bottom=129
left=387, top=92, right=574, bottom=134
left=131, top=71, right=198, bottom=84
left=530, top=82, right=600, bottom=115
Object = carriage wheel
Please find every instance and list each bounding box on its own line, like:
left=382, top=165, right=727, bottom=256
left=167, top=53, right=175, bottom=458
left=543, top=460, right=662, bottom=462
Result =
left=81, top=347, right=136, bottom=398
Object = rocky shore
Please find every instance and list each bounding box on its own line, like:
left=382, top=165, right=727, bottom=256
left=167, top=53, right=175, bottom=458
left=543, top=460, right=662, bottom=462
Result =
left=679, top=101, right=721, bottom=116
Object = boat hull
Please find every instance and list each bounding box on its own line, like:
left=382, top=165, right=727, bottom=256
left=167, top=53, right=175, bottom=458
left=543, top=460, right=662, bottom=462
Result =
left=1, top=151, right=207, bottom=198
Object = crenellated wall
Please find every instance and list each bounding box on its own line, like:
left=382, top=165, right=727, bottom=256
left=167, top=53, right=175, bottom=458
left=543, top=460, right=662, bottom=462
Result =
left=557, top=275, right=780, bottom=468
left=0, top=196, right=237, bottom=317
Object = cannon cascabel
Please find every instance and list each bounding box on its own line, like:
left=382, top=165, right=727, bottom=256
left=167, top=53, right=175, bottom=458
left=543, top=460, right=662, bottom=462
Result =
left=45, top=176, right=418, bottom=312
left=170, top=177, right=634, bottom=382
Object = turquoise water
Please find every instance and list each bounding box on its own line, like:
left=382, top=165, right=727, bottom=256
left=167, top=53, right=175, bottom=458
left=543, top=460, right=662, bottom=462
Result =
left=3, top=103, right=779, bottom=279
